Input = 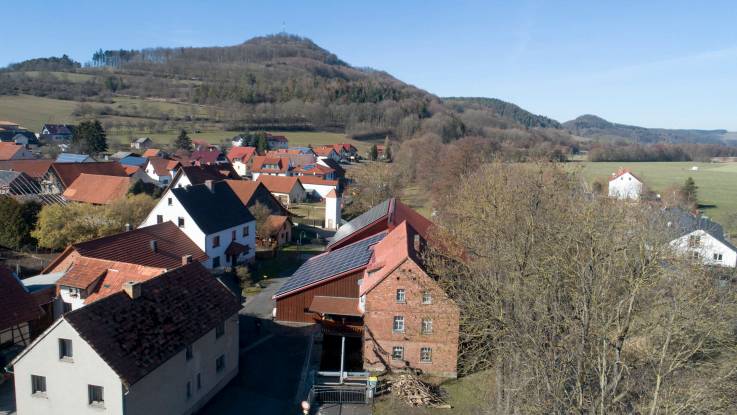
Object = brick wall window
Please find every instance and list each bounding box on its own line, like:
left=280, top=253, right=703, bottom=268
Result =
left=420, top=347, right=432, bottom=363
left=393, top=316, right=405, bottom=332
left=421, top=319, right=433, bottom=334
left=392, top=346, right=404, bottom=360
left=396, top=289, right=405, bottom=303
left=422, top=291, right=432, bottom=304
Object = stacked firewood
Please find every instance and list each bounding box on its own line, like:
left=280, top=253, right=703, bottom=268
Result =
left=387, top=373, right=451, bottom=409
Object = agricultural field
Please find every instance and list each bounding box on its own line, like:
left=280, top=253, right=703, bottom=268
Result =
left=575, top=161, right=737, bottom=230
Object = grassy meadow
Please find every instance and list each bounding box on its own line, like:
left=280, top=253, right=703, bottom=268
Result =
left=0, top=94, right=373, bottom=151
left=574, top=161, right=737, bottom=230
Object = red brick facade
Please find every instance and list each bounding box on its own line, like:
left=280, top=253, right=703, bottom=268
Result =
left=362, top=260, right=459, bottom=378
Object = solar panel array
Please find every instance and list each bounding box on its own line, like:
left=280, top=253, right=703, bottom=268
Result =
left=328, top=198, right=391, bottom=248
left=275, top=232, right=387, bottom=297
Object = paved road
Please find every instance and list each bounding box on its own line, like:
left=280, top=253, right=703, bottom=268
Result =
left=198, top=277, right=316, bottom=415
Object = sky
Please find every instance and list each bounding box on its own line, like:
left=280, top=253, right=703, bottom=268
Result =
left=4, top=0, right=737, bottom=130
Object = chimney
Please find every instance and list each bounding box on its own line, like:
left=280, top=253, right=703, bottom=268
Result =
left=150, top=240, right=158, bottom=252
left=204, top=180, right=214, bottom=192
left=182, top=254, right=193, bottom=265
left=125, top=223, right=132, bottom=232
left=123, top=281, right=141, bottom=299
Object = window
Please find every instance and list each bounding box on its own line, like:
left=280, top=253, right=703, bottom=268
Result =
left=714, top=253, right=724, bottom=261
left=31, top=375, right=46, bottom=396
left=212, top=256, right=221, bottom=268
left=242, top=226, right=249, bottom=237
left=422, top=291, right=432, bottom=305
left=186, top=381, right=192, bottom=399
left=396, top=289, right=406, bottom=304
left=391, top=346, right=404, bottom=360
left=215, top=322, right=225, bottom=338
left=167, top=197, right=173, bottom=206
left=420, top=347, right=432, bottom=363
left=197, top=373, right=202, bottom=390
left=88, top=385, right=104, bottom=406
left=393, top=316, right=405, bottom=332
left=185, top=344, right=193, bottom=361
left=156, top=214, right=163, bottom=224
left=177, top=217, right=185, bottom=228
left=232, top=230, right=236, bottom=241
left=58, top=339, right=73, bottom=360
left=688, top=235, right=701, bottom=247
left=421, top=319, right=433, bottom=335
left=212, top=235, right=220, bottom=248
left=216, top=355, right=225, bottom=373
left=692, top=251, right=700, bottom=259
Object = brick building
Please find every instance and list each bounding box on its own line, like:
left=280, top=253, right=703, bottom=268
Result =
left=274, top=199, right=459, bottom=378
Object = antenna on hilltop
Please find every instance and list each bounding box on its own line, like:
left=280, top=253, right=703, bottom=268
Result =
left=281, top=21, right=286, bottom=34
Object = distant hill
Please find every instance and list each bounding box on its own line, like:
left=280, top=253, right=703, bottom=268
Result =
left=444, top=97, right=562, bottom=129
left=563, top=114, right=731, bottom=145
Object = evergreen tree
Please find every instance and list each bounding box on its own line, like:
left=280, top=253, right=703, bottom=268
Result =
left=255, top=133, right=268, bottom=154
left=75, top=120, right=107, bottom=154
left=175, top=129, right=192, bottom=150
left=681, top=177, right=699, bottom=207
left=369, top=144, right=378, bottom=161
left=383, top=136, right=392, bottom=161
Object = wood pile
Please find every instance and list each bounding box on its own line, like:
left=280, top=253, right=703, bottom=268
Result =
left=387, top=373, right=451, bottom=409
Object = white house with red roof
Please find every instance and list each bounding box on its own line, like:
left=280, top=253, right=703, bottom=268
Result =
left=608, top=168, right=643, bottom=200
left=226, top=146, right=256, bottom=177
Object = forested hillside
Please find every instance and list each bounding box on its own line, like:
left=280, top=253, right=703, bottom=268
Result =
left=564, top=114, right=732, bottom=144
left=444, top=97, right=562, bottom=129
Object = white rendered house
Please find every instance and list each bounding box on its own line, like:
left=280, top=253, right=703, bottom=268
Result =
left=9, top=263, right=240, bottom=415
left=665, top=208, right=737, bottom=268
left=140, top=180, right=256, bottom=269
left=608, top=169, right=643, bottom=200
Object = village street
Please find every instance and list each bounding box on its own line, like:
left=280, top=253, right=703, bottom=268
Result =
left=198, top=277, right=315, bottom=415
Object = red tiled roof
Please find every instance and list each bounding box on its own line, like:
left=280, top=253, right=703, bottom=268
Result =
left=0, top=266, right=44, bottom=331
left=142, top=148, right=163, bottom=157
left=313, top=146, right=337, bottom=157
left=45, top=222, right=208, bottom=274
left=309, top=296, right=361, bottom=317
left=298, top=175, right=338, bottom=186
left=191, top=149, right=225, bottom=164
left=123, top=165, right=140, bottom=175
left=224, top=180, right=289, bottom=215
left=83, top=269, right=154, bottom=304
left=609, top=168, right=643, bottom=182
left=257, top=175, right=303, bottom=194
left=147, top=156, right=180, bottom=177
left=0, top=143, right=25, bottom=161
left=252, top=156, right=290, bottom=174
left=227, top=146, right=256, bottom=163
left=177, top=165, right=239, bottom=185
left=51, top=161, right=128, bottom=189
left=0, top=159, right=53, bottom=179
left=63, top=174, right=131, bottom=205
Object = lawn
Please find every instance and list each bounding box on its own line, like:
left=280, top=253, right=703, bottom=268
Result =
left=374, top=371, right=495, bottom=415
left=574, top=161, right=737, bottom=230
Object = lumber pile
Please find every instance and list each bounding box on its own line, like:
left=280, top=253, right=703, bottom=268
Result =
left=387, top=373, right=451, bottom=409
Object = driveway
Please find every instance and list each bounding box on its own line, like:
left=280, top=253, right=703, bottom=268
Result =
left=198, top=277, right=317, bottom=415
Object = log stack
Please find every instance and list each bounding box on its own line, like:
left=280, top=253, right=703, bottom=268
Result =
left=387, top=373, right=451, bottom=409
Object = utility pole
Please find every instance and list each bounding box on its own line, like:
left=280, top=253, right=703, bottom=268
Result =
left=339, top=335, right=346, bottom=384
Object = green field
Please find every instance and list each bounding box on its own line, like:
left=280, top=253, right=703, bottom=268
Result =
left=575, top=161, right=737, bottom=229
left=0, top=94, right=371, bottom=151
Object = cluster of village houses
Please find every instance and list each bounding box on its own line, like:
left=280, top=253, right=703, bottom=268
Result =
left=0, top=117, right=735, bottom=414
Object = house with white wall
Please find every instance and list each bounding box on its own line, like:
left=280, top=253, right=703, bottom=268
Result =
left=226, top=146, right=256, bottom=177
left=256, top=176, right=306, bottom=207
left=665, top=208, right=737, bottom=267
left=144, top=157, right=181, bottom=186
left=299, top=176, right=339, bottom=199
left=9, top=263, right=240, bottom=415
left=169, top=165, right=239, bottom=189
left=140, top=180, right=256, bottom=269
left=608, top=168, right=643, bottom=200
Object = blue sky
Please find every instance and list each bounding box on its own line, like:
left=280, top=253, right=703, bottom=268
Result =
left=5, top=0, right=737, bottom=130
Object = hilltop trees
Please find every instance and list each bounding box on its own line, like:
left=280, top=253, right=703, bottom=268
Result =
left=425, top=162, right=737, bottom=413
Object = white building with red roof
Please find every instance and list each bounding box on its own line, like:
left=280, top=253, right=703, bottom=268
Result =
left=608, top=168, right=643, bottom=200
